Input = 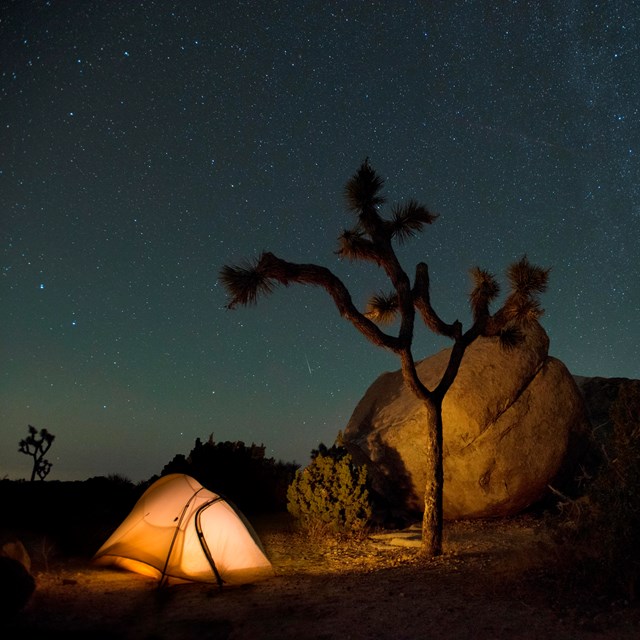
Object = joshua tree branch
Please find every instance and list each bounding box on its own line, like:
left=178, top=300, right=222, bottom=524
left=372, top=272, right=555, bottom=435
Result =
left=412, top=263, right=460, bottom=338
left=225, top=252, right=403, bottom=352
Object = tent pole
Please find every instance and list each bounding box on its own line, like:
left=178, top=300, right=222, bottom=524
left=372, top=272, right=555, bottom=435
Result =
left=159, top=490, right=200, bottom=587
left=195, top=498, right=225, bottom=589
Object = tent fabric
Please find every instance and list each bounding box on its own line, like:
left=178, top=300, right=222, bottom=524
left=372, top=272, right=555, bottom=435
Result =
left=93, top=473, right=274, bottom=586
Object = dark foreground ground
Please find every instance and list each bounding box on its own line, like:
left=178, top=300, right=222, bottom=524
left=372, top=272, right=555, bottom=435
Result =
left=2, top=496, right=640, bottom=640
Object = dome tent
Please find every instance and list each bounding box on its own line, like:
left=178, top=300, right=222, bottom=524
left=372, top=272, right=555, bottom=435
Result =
left=93, top=473, right=273, bottom=587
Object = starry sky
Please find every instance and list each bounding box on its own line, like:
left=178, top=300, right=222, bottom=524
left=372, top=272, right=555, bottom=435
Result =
left=2, top=1, right=638, bottom=482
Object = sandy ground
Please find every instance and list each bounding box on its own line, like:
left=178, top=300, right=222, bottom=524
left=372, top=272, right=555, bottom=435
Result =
left=2, top=514, right=639, bottom=640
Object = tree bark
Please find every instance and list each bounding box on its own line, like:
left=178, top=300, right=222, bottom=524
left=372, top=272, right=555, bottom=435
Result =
left=420, top=398, right=444, bottom=556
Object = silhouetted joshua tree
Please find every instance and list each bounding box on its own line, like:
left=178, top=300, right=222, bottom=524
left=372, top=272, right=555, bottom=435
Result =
left=220, top=160, right=549, bottom=556
left=19, top=425, right=55, bottom=481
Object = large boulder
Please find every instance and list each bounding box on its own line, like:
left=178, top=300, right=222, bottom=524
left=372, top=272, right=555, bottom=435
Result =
left=343, top=322, right=589, bottom=520
left=0, top=541, right=35, bottom=616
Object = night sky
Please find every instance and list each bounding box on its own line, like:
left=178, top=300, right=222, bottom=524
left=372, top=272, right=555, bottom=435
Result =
left=2, top=1, right=638, bottom=482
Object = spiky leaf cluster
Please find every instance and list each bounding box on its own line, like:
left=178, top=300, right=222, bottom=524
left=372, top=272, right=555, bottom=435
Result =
left=496, top=256, right=550, bottom=328
left=365, top=291, right=399, bottom=325
left=390, top=200, right=439, bottom=243
left=336, top=229, right=378, bottom=262
left=507, top=255, right=550, bottom=296
left=339, top=161, right=438, bottom=264
left=496, top=326, right=523, bottom=351
left=343, top=158, right=386, bottom=213
left=469, top=267, right=500, bottom=320
left=219, top=254, right=277, bottom=307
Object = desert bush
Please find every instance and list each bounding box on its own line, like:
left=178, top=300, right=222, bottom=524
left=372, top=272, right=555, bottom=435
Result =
left=161, top=436, right=299, bottom=513
left=549, top=380, right=640, bottom=601
left=287, top=437, right=372, bottom=538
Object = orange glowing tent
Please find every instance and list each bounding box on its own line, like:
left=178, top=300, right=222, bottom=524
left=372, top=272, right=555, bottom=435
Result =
left=93, top=473, right=274, bottom=587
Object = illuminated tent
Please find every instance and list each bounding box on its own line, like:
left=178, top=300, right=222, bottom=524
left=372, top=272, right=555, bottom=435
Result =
left=93, top=473, right=274, bottom=587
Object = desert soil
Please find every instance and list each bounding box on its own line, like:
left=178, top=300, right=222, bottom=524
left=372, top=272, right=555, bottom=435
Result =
left=3, top=513, right=639, bottom=640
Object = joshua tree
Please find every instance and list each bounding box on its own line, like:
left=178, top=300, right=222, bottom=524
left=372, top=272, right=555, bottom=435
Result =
left=19, top=425, right=55, bottom=481
left=220, top=160, right=549, bottom=556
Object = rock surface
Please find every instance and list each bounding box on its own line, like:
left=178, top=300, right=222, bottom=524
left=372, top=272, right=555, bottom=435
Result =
left=343, top=322, right=589, bottom=520
left=0, top=541, right=35, bottom=616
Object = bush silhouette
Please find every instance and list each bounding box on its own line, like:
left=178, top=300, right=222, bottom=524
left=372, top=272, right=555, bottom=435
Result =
left=161, top=436, right=299, bottom=513
left=549, top=380, right=640, bottom=601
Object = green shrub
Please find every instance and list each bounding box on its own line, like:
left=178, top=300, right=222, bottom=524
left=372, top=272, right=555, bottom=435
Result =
left=549, top=380, right=640, bottom=601
left=287, top=441, right=372, bottom=537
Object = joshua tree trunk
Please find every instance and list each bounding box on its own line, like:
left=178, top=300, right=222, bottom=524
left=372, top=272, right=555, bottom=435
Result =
left=421, top=399, right=444, bottom=556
